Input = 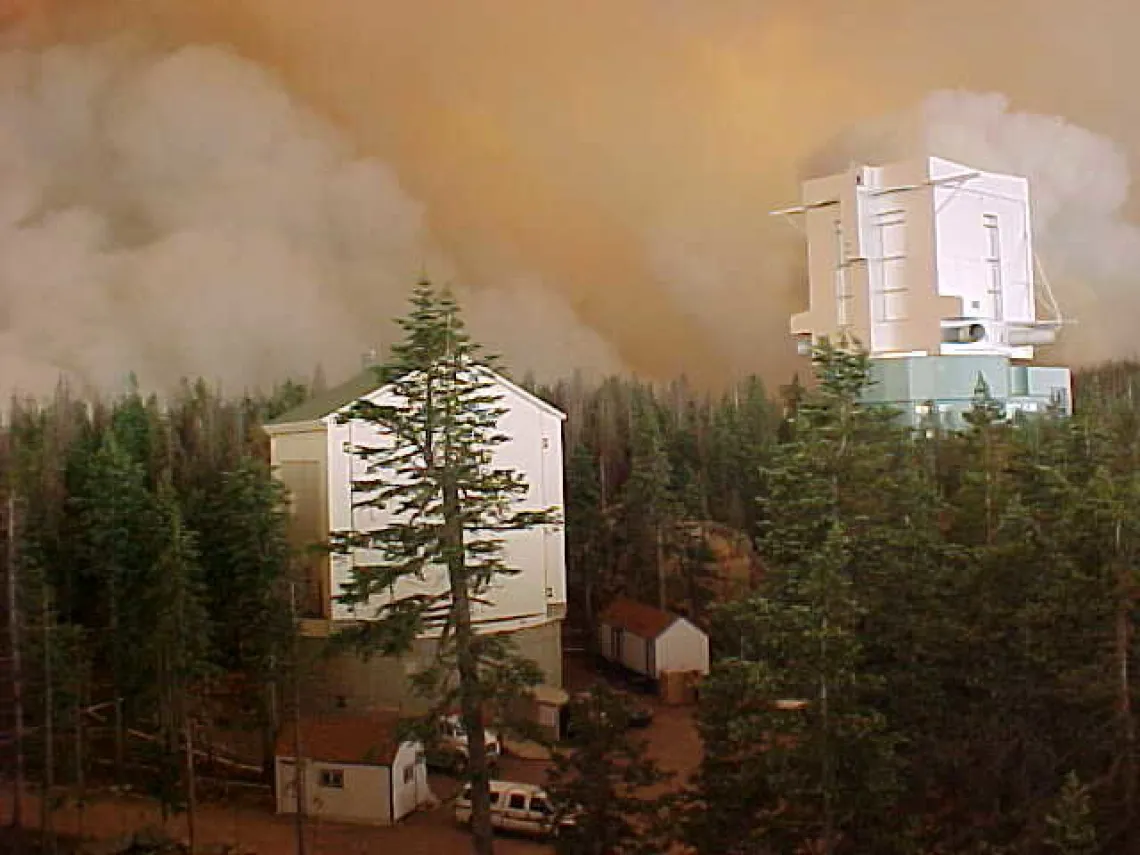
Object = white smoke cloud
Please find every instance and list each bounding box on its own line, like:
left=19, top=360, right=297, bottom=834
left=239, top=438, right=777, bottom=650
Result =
left=462, top=276, right=624, bottom=382
left=809, top=90, right=1140, bottom=364
left=0, top=39, right=621, bottom=397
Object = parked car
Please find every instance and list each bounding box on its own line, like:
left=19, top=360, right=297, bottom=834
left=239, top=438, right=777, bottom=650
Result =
left=565, top=689, right=654, bottom=738
left=624, top=694, right=654, bottom=728
left=427, top=714, right=503, bottom=774
left=455, top=780, right=576, bottom=838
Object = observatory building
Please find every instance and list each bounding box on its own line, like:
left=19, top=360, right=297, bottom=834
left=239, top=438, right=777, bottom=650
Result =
left=777, top=156, right=1072, bottom=426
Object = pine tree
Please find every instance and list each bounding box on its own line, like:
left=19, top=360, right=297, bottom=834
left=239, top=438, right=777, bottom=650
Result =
left=681, top=650, right=785, bottom=855
left=66, top=432, right=157, bottom=784
left=621, top=394, right=676, bottom=608
left=195, top=456, right=293, bottom=761
left=565, top=442, right=610, bottom=647
left=147, top=478, right=212, bottom=828
left=334, top=282, right=557, bottom=855
left=546, top=684, right=671, bottom=855
left=687, top=343, right=907, bottom=854
left=1045, top=773, right=1098, bottom=855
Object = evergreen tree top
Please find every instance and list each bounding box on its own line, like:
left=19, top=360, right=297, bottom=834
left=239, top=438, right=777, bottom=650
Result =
left=264, top=297, right=565, bottom=430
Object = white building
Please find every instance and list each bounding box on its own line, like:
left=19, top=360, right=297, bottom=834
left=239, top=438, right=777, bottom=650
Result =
left=597, top=597, right=710, bottom=679
left=275, top=713, right=429, bottom=825
left=777, top=156, right=1072, bottom=424
left=264, top=366, right=568, bottom=709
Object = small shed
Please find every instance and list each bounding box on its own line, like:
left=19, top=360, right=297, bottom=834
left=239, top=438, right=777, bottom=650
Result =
left=275, top=713, right=430, bottom=825
left=597, top=597, right=710, bottom=679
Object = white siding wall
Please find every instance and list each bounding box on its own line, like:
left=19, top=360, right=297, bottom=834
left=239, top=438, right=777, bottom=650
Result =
left=276, top=758, right=393, bottom=824
left=598, top=623, right=655, bottom=677
left=597, top=624, right=614, bottom=660
left=867, top=170, right=938, bottom=355
left=621, top=632, right=650, bottom=676
left=795, top=157, right=1041, bottom=360
left=269, top=426, right=330, bottom=616
left=933, top=167, right=1036, bottom=358
left=655, top=620, right=710, bottom=676
left=390, top=741, right=429, bottom=822
left=325, top=374, right=566, bottom=634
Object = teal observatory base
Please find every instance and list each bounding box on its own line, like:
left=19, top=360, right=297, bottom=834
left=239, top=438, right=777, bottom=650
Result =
left=862, top=354, right=1072, bottom=428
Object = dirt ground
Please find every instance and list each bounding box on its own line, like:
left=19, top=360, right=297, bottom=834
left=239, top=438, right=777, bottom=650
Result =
left=0, top=786, right=554, bottom=855
left=0, top=654, right=701, bottom=855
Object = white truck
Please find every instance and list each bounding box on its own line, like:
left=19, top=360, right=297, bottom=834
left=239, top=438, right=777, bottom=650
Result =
left=428, top=714, right=503, bottom=774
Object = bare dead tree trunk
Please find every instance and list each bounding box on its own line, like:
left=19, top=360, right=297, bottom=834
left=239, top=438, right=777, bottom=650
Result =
left=289, top=583, right=308, bottom=855
left=110, top=573, right=124, bottom=789
left=819, top=617, right=833, bottom=855
left=41, top=587, right=55, bottom=855
left=1116, top=519, right=1136, bottom=831
left=7, top=493, right=25, bottom=833
left=266, top=655, right=280, bottom=776
left=74, top=682, right=85, bottom=841
left=184, top=712, right=196, bottom=855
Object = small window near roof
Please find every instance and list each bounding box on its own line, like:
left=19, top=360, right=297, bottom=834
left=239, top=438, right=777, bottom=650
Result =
left=319, top=769, right=344, bottom=789
left=509, top=793, right=527, bottom=810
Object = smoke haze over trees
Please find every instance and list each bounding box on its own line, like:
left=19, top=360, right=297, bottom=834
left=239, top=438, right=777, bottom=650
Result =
left=1, top=1, right=1140, bottom=393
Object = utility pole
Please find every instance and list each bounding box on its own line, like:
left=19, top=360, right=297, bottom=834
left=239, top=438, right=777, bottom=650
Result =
left=289, top=582, right=308, bottom=855
left=6, top=493, right=25, bottom=834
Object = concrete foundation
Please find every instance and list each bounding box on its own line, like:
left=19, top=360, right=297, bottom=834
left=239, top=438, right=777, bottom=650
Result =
left=301, top=619, right=564, bottom=715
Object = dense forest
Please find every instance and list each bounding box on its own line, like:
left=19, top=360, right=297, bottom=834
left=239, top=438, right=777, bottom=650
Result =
left=5, top=352, right=1140, bottom=853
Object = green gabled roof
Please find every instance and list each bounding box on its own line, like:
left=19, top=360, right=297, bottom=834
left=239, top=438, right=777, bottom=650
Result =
left=264, top=364, right=566, bottom=429
left=264, top=368, right=385, bottom=427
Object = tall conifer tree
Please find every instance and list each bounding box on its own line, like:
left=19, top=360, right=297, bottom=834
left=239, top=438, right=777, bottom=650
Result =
left=335, top=282, right=556, bottom=855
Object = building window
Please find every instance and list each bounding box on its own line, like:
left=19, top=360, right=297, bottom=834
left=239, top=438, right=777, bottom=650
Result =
left=874, top=212, right=908, bottom=323
left=403, top=765, right=415, bottom=784
left=319, top=769, right=345, bottom=789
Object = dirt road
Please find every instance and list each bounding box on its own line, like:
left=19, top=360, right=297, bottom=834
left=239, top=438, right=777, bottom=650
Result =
left=0, top=785, right=552, bottom=855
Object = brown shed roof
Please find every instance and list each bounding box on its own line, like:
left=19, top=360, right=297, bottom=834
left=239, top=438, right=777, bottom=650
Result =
left=275, top=713, right=406, bottom=767
left=599, top=597, right=679, bottom=640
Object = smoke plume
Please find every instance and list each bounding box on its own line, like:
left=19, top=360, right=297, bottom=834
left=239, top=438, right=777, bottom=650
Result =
left=2, top=0, right=1140, bottom=394
left=0, top=37, right=621, bottom=394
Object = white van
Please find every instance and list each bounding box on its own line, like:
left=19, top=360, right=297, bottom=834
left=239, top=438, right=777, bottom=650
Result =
left=454, top=780, right=573, bottom=838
